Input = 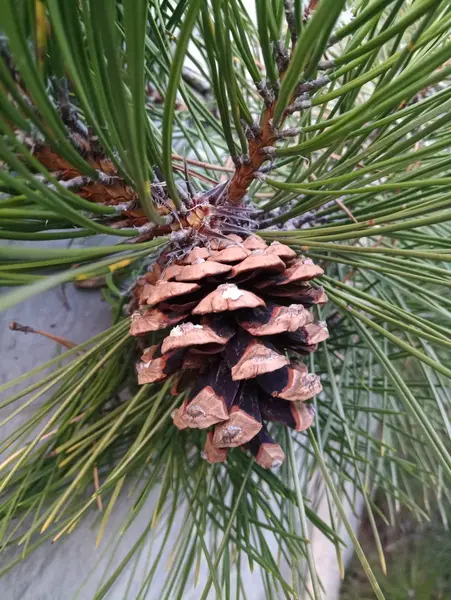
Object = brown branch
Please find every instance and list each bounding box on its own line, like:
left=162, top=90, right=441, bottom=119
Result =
left=228, top=102, right=279, bottom=205
left=226, top=73, right=326, bottom=205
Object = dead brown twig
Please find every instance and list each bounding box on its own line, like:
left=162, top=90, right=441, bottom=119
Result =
left=9, top=321, right=78, bottom=350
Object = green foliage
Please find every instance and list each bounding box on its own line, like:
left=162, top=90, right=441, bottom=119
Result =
left=0, top=1, right=451, bottom=598
left=341, top=504, right=451, bottom=599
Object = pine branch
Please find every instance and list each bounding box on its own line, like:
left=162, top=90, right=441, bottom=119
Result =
left=0, top=2, right=451, bottom=598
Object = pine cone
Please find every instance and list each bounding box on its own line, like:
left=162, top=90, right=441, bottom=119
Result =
left=130, top=235, right=328, bottom=469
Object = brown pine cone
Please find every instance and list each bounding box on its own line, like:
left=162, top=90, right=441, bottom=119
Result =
left=129, top=235, right=328, bottom=469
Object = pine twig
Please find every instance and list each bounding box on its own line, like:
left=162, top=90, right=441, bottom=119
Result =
left=9, top=321, right=78, bottom=349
